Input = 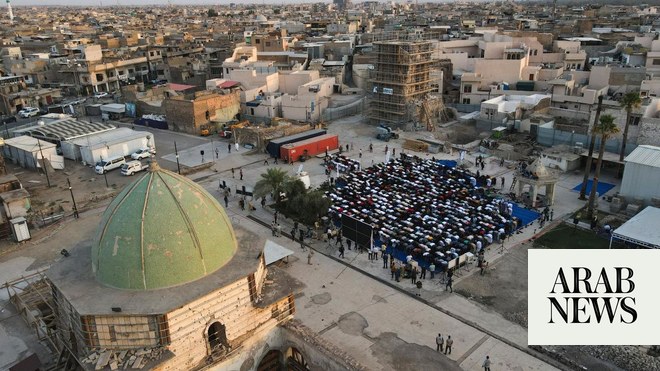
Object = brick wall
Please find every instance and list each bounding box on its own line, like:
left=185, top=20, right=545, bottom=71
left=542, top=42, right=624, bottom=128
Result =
left=163, top=92, right=240, bottom=134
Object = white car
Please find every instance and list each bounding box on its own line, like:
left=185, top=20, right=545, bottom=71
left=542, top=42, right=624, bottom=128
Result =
left=131, top=148, right=155, bottom=160
left=18, top=107, right=39, bottom=118
left=94, top=92, right=109, bottom=99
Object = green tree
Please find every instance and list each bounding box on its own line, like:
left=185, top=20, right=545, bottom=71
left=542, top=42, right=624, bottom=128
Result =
left=587, top=114, right=620, bottom=219
left=619, top=91, right=641, bottom=161
left=207, top=8, right=218, bottom=17
left=253, top=168, right=291, bottom=204
left=294, top=190, right=331, bottom=226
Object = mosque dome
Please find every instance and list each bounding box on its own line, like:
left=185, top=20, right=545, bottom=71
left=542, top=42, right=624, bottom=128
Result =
left=255, top=14, right=268, bottom=22
left=527, top=158, right=550, bottom=178
left=91, top=165, right=237, bottom=291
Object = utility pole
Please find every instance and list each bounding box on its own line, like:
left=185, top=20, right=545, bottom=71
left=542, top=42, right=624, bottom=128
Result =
left=100, top=155, right=109, bottom=187
left=37, top=139, right=51, bottom=187
left=67, top=178, right=79, bottom=218
left=579, top=95, right=603, bottom=200
left=174, top=141, right=181, bottom=174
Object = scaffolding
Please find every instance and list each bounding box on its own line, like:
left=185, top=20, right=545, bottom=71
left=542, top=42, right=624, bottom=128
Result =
left=369, top=41, right=434, bottom=126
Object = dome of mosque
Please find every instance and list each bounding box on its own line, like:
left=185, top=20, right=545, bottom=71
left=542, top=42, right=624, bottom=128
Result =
left=527, top=158, right=550, bottom=178
left=255, top=14, right=267, bottom=22
left=91, top=164, right=237, bottom=291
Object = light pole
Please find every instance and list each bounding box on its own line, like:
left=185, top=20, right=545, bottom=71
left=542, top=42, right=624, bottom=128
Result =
left=37, top=139, right=51, bottom=187
left=174, top=141, right=181, bottom=174
left=67, top=178, right=79, bottom=218
left=99, top=155, right=109, bottom=187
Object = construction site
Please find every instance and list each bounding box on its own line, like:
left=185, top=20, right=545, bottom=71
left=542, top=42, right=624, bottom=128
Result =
left=369, top=41, right=438, bottom=127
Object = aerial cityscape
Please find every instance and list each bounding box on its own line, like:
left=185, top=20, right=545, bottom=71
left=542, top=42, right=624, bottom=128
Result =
left=0, top=1, right=659, bottom=370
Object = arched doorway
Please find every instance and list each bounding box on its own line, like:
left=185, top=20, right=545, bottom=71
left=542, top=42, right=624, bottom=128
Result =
left=257, top=349, right=284, bottom=371
left=286, top=347, right=309, bottom=371
left=207, top=322, right=228, bottom=355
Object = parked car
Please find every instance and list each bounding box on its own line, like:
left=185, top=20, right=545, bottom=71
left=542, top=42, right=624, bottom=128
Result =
left=94, top=91, right=109, bottom=99
left=120, top=161, right=148, bottom=176
left=18, top=107, right=39, bottom=118
left=95, top=157, right=126, bottom=174
left=131, top=148, right=155, bottom=160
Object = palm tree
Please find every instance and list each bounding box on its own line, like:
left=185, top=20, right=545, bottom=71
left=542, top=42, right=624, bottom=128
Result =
left=253, top=167, right=291, bottom=204
left=619, top=91, right=641, bottom=162
left=587, top=114, right=620, bottom=219
left=579, top=95, right=603, bottom=200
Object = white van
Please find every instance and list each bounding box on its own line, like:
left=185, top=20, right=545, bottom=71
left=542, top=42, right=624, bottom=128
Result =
left=95, top=157, right=126, bottom=174
left=120, top=161, right=147, bottom=176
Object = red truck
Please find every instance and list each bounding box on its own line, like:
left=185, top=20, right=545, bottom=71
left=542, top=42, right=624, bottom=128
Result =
left=280, top=134, right=339, bottom=163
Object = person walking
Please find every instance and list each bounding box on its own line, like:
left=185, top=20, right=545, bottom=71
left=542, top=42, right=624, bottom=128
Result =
left=239, top=168, right=243, bottom=180
left=500, top=157, right=504, bottom=167
left=274, top=211, right=278, bottom=223
left=392, top=148, right=396, bottom=156
left=215, top=148, right=219, bottom=159
left=416, top=280, right=422, bottom=296
left=346, top=238, right=352, bottom=250
left=384, top=145, right=388, bottom=153
left=390, top=261, right=396, bottom=280
left=420, top=266, right=426, bottom=279
left=228, top=143, right=231, bottom=153
left=550, top=209, right=554, bottom=221
left=445, top=336, right=453, bottom=355
left=223, top=195, right=228, bottom=207
left=359, top=149, right=363, bottom=159
left=338, top=244, right=345, bottom=258
left=290, top=228, right=296, bottom=242
left=445, top=275, right=453, bottom=293
left=231, top=168, right=235, bottom=178
left=483, top=356, right=491, bottom=371
left=369, top=143, right=373, bottom=152
left=436, top=333, right=444, bottom=352
left=501, top=176, right=505, bottom=189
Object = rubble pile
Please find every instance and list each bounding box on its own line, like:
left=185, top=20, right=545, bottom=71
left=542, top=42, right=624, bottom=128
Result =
left=81, top=347, right=166, bottom=370
left=583, top=345, right=660, bottom=371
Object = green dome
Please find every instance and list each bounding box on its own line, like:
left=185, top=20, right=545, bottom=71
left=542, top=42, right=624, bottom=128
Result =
left=92, top=166, right=237, bottom=290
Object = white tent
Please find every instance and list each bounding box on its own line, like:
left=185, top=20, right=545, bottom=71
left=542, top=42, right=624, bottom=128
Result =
left=611, top=206, right=660, bottom=249
left=263, top=240, right=294, bottom=265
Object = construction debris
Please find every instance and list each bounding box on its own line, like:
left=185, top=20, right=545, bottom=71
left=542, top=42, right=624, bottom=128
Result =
left=82, top=347, right=166, bottom=370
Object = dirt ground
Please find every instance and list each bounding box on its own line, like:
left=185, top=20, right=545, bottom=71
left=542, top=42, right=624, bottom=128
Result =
left=454, top=242, right=530, bottom=329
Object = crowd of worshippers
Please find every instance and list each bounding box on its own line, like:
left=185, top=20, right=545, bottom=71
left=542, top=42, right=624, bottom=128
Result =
left=327, top=155, right=521, bottom=272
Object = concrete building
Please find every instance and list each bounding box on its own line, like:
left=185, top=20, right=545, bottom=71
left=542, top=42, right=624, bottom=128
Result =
left=63, top=127, right=155, bottom=165
left=2, top=135, right=63, bottom=170
left=163, top=91, right=240, bottom=134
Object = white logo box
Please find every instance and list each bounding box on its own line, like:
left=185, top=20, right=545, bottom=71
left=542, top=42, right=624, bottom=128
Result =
left=528, top=249, right=660, bottom=345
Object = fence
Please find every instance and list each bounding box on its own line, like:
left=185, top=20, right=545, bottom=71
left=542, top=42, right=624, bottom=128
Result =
left=322, top=97, right=367, bottom=122
left=537, top=126, right=637, bottom=155
left=446, top=103, right=481, bottom=113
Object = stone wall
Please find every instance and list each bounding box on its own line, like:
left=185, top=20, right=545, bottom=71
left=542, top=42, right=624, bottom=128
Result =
left=163, top=92, right=240, bottom=134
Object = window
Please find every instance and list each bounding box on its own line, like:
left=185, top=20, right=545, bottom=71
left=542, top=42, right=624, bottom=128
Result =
left=118, top=70, right=125, bottom=76
left=255, top=39, right=260, bottom=44
left=653, top=59, right=660, bottom=66
left=95, top=73, right=104, bottom=82
left=128, top=69, right=134, bottom=74
left=149, top=51, right=154, bottom=57
left=463, top=84, right=472, bottom=93
left=630, top=115, right=641, bottom=126
left=108, top=71, right=115, bottom=77
left=462, top=98, right=471, bottom=104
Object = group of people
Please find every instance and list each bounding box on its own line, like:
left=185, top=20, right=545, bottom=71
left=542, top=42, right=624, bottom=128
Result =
left=328, top=155, right=522, bottom=274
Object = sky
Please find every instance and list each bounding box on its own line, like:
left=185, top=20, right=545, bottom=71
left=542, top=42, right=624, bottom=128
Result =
left=8, top=0, right=330, bottom=5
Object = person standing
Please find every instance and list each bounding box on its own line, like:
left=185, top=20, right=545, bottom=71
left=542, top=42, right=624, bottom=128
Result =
left=501, top=176, right=505, bottom=189
left=411, top=267, right=418, bottom=284
left=550, top=209, right=554, bottom=221
left=274, top=211, right=278, bottom=223
left=483, top=356, right=491, bottom=371
left=239, top=168, right=244, bottom=180
left=215, top=148, right=219, bottom=159
left=290, top=228, right=296, bottom=242
left=261, top=197, right=266, bottom=208
left=445, top=336, right=453, bottom=355
left=231, top=168, right=235, bottom=178
left=228, top=143, right=231, bottom=153
left=359, top=149, right=363, bottom=159
left=395, top=266, right=401, bottom=282
left=338, top=244, right=345, bottom=258
left=420, top=266, right=426, bottom=279
left=223, top=195, right=228, bottom=207
left=346, top=238, right=352, bottom=250
left=445, top=275, right=453, bottom=293
left=382, top=253, right=389, bottom=268
left=392, top=148, right=396, bottom=156
left=307, top=250, right=313, bottom=265
left=416, top=280, right=422, bottom=296
left=436, top=333, right=444, bottom=352
left=390, top=261, right=396, bottom=280
left=429, top=262, right=435, bottom=279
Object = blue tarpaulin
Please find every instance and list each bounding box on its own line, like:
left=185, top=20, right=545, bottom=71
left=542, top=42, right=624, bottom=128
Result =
left=571, top=180, right=615, bottom=196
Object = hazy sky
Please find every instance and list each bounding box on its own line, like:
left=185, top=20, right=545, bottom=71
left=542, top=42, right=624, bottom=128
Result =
left=10, top=0, right=326, bottom=5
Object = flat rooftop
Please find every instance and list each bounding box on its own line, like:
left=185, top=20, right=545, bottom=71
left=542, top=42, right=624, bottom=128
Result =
left=47, top=224, right=264, bottom=315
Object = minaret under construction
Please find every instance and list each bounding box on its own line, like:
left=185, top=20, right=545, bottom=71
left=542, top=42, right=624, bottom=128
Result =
left=6, top=0, right=13, bottom=24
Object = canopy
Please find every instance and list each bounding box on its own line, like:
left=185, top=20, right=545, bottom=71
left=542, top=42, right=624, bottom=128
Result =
left=263, top=240, right=294, bottom=265
left=612, top=206, right=660, bottom=249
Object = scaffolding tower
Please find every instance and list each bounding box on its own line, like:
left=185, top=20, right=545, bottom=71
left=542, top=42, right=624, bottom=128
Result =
left=369, top=41, right=434, bottom=126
